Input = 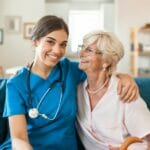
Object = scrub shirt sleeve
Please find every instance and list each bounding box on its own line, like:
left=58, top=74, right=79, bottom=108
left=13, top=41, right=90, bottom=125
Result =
left=3, top=81, right=26, bottom=117
left=124, top=96, right=150, bottom=138
left=70, top=61, right=86, bottom=84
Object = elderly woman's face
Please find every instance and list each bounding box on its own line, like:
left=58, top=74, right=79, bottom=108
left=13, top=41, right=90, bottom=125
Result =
left=79, top=43, right=103, bottom=72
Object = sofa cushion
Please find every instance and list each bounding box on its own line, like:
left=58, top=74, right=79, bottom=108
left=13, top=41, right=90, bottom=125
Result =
left=0, top=78, right=8, bottom=144
left=135, top=78, right=150, bottom=110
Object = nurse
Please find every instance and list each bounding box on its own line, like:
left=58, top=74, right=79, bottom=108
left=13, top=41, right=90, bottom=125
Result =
left=1, top=15, right=138, bottom=150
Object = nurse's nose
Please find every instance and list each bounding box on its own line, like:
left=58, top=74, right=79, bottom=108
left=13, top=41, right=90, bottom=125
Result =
left=52, top=43, right=64, bottom=54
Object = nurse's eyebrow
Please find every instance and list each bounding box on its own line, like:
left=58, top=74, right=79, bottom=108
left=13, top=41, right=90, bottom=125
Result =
left=46, top=37, right=68, bottom=43
left=47, top=37, right=56, bottom=41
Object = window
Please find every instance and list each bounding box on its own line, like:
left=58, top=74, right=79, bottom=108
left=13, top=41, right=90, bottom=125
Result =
left=68, top=10, right=104, bottom=53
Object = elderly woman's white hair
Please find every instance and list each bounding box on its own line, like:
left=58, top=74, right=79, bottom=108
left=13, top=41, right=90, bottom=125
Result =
left=82, top=30, right=124, bottom=75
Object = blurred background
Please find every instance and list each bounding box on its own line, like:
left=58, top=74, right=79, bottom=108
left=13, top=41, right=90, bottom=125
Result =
left=0, top=0, right=150, bottom=77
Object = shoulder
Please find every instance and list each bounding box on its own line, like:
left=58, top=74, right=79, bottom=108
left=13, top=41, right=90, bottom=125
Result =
left=60, top=57, right=79, bottom=69
left=7, top=67, right=28, bottom=87
left=60, top=57, right=85, bottom=81
left=126, top=96, right=149, bottom=109
left=60, top=58, right=83, bottom=75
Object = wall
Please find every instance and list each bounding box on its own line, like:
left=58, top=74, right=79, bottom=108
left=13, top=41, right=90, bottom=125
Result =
left=102, top=3, right=114, bottom=32
left=45, top=1, right=114, bottom=56
left=0, top=0, right=45, bottom=71
left=115, top=0, right=150, bottom=73
left=0, top=0, right=114, bottom=73
left=1, top=0, right=150, bottom=74
left=45, top=1, right=114, bottom=31
left=45, top=2, right=69, bottom=23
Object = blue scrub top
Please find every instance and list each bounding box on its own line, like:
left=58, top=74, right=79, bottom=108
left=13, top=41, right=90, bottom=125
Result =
left=0, top=58, right=85, bottom=150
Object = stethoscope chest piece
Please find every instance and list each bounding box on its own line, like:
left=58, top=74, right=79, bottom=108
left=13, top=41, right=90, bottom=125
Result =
left=28, top=108, right=39, bottom=118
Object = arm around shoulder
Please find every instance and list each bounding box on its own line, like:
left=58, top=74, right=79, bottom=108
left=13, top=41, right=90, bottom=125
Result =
left=116, top=73, right=139, bottom=102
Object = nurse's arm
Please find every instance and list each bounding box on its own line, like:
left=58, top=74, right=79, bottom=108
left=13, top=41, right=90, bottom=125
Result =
left=9, top=115, right=33, bottom=150
left=116, top=73, right=138, bottom=102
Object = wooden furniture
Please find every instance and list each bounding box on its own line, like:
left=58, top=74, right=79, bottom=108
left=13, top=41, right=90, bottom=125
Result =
left=130, top=25, right=150, bottom=77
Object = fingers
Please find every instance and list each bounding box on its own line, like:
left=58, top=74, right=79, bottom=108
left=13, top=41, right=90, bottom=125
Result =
left=120, top=84, right=139, bottom=102
left=117, top=80, right=122, bottom=95
left=126, top=87, right=139, bottom=102
left=26, top=62, right=30, bottom=68
left=120, top=85, right=135, bottom=102
left=116, top=73, right=139, bottom=102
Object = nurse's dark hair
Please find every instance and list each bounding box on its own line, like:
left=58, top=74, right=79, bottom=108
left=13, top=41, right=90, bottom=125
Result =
left=31, top=15, right=69, bottom=41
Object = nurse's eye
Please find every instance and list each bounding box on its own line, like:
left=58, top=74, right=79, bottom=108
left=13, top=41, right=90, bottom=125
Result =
left=46, top=40, right=55, bottom=46
left=60, top=43, right=67, bottom=49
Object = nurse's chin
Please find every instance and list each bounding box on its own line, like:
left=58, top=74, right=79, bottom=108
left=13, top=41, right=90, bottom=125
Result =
left=45, top=60, right=58, bottom=68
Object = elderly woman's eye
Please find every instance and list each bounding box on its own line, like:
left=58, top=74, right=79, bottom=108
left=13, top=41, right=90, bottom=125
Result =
left=86, top=47, right=93, bottom=52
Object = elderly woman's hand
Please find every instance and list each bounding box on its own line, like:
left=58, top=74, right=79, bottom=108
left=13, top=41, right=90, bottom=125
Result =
left=108, top=145, right=119, bottom=150
left=116, top=73, right=139, bottom=102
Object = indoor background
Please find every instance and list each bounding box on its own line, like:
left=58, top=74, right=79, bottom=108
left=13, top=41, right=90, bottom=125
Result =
left=0, top=0, right=150, bottom=77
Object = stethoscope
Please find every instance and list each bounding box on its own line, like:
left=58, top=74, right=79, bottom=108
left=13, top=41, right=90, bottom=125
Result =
left=27, top=62, right=64, bottom=121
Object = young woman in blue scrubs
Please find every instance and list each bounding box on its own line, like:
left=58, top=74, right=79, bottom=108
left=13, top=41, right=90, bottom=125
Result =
left=1, top=15, right=138, bottom=150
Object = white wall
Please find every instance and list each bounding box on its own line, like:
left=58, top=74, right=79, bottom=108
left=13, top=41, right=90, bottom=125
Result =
left=115, top=0, right=150, bottom=73
left=45, top=1, right=114, bottom=55
left=0, top=0, right=114, bottom=72
left=45, top=1, right=114, bottom=30
left=45, top=2, right=70, bottom=23
left=0, top=0, right=45, bottom=70
left=101, top=3, right=115, bottom=32
left=1, top=0, right=149, bottom=74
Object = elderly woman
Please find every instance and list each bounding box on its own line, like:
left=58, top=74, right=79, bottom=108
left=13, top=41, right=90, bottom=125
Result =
left=77, top=31, right=150, bottom=150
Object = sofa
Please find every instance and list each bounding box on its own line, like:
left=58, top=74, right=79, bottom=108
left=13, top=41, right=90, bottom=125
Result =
left=0, top=77, right=150, bottom=146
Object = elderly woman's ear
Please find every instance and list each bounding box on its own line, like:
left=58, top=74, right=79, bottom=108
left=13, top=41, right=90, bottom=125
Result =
left=102, top=62, right=110, bottom=71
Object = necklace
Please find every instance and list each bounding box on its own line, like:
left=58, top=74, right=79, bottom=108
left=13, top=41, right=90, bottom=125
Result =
left=87, top=78, right=109, bottom=94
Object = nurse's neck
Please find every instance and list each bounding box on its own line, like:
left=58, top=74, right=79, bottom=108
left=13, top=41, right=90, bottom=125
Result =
left=31, top=61, right=52, bottom=79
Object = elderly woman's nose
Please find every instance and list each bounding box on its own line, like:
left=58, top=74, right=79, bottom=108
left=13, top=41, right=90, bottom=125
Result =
left=79, top=50, right=85, bottom=57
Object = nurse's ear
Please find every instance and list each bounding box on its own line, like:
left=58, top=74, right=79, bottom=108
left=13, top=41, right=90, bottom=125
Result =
left=32, top=40, right=37, bottom=47
left=32, top=39, right=40, bottom=48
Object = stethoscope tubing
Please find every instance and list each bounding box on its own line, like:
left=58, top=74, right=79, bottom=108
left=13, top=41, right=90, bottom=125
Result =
left=27, top=62, right=63, bottom=120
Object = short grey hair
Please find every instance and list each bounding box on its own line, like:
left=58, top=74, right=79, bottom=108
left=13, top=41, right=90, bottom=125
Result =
left=82, top=30, right=124, bottom=74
